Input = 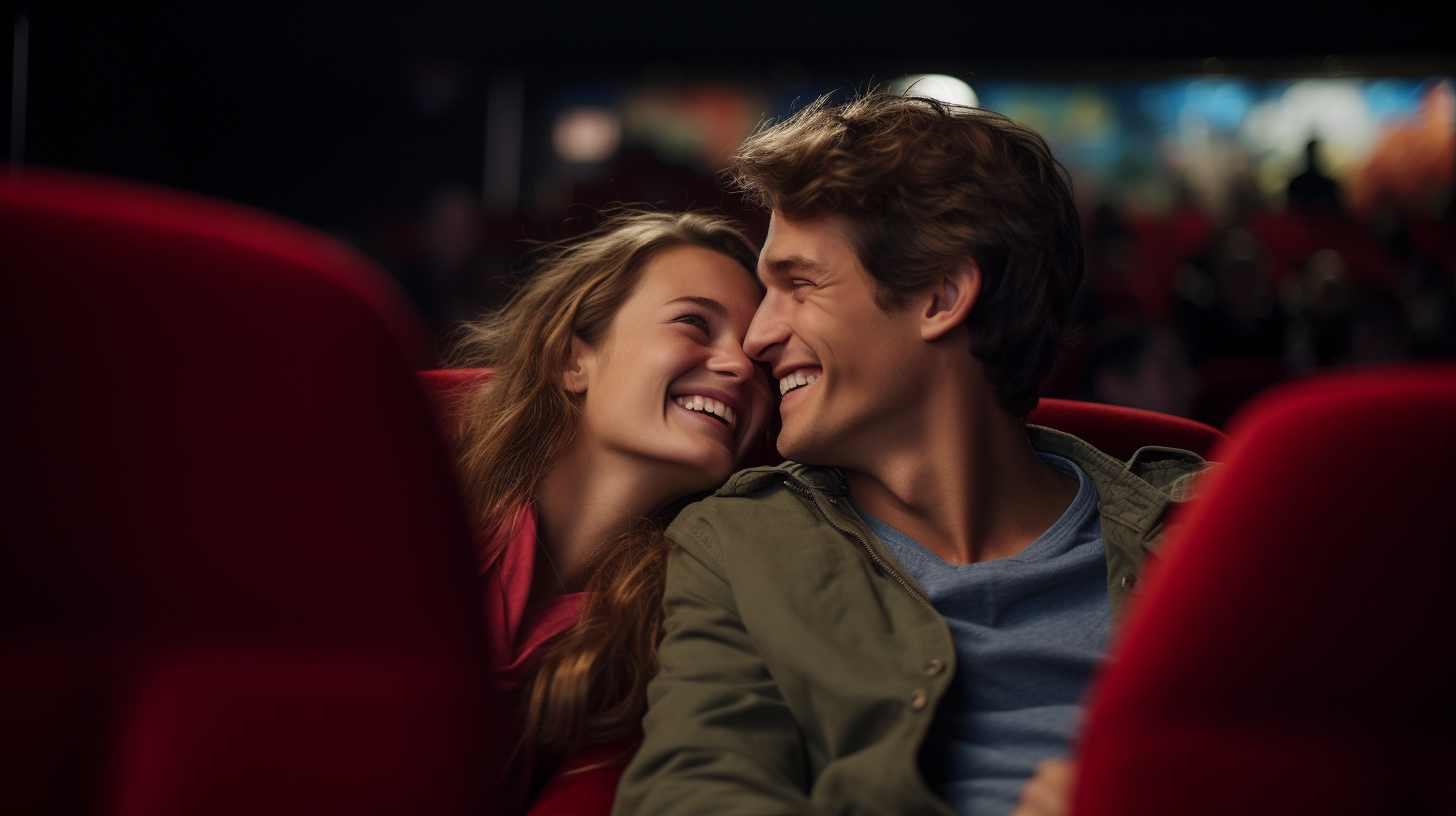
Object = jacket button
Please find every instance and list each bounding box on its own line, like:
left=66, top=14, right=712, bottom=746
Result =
left=1121, top=573, right=1137, bottom=590
left=924, top=659, right=945, bottom=676
left=910, top=689, right=928, bottom=710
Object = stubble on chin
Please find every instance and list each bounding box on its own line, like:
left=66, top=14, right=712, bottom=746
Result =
left=776, top=426, right=827, bottom=467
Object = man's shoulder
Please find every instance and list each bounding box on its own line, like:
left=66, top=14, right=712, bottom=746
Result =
left=1026, top=423, right=1215, bottom=530
left=1027, top=423, right=1215, bottom=574
left=709, top=460, right=850, bottom=499
left=666, top=461, right=844, bottom=556
left=1122, top=445, right=1214, bottom=501
left=1027, top=424, right=1212, bottom=487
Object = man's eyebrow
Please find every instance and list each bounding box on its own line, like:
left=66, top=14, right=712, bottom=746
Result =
left=667, top=295, right=729, bottom=318
left=763, top=255, right=828, bottom=278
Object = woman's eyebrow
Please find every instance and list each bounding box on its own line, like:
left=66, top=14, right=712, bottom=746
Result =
left=666, top=296, right=728, bottom=318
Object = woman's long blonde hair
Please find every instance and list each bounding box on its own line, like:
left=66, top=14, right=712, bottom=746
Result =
left=447, top=209, right=759, bottom=757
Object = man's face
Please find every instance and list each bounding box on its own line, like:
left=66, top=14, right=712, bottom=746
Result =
left=745, top=211, right=928, bottom=467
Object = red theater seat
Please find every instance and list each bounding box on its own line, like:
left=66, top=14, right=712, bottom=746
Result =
left=1072, top=364, right=1456, bottom=816
left=1028, top=399, right=1226, bottom=461
left=0, top=168, right=508, bottom=816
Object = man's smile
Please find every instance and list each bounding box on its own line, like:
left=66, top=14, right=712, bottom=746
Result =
left=778, top=368, right=821, bottom=396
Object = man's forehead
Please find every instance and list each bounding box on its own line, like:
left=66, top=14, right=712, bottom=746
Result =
left=758, top=212, right=856, bottom=274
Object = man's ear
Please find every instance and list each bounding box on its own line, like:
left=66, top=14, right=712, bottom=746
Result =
left=561, top=334, right=595, bottom=394
left=920, top=256, right=982, bottom=341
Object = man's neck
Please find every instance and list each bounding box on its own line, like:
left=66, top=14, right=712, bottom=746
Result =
left=844, top=384, right=1078, bottom=566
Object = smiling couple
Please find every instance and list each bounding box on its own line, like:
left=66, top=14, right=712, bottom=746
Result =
left=452, top=93, right=1210, bottom=816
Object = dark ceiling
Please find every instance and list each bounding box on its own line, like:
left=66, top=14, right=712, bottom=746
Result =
left=6, top=3, right=1451, bottom=234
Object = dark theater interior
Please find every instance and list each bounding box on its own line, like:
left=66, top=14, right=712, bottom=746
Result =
left=3, top=5, right=1454, bottom=816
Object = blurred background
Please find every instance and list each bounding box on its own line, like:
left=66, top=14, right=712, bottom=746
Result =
left=6, top=4, right=1453, bottom=427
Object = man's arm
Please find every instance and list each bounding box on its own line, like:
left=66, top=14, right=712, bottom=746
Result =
left=613, top=531, right=815, bottom=816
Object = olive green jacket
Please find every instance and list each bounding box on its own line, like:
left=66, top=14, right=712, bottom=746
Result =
left=614, top=426, right=1211, bottom=816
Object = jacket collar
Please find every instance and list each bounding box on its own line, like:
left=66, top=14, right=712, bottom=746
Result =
left=716, top=425, right=1207, bottom=548
left=1025, top=425, right=1201, bottom=544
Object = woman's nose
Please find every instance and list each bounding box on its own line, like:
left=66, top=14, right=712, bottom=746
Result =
left=710, top=340, right=758, bottom=381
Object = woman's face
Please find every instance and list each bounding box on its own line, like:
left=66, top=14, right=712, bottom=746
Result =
left=568, top=244, right=772, bottom=497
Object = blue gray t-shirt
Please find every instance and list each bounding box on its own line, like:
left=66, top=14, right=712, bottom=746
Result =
left=856, top=453, right=1108, bottom=816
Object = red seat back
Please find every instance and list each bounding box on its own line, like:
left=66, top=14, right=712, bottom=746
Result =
left=1028, top=398, right=1226, bottom=461
left=0, top=168, right=507, bottom=816
left=1073, top=364, right=1456, bottom=816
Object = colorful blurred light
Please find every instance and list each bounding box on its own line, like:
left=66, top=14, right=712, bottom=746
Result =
left=552, top=106, right=622, bottom=164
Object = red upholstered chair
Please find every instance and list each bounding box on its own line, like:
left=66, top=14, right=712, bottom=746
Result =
left=418, top=367, right=493, bottom=427
left=1, top=168, right=508, bottom=815
left=1072, top=364, right=1456, bottom=816
left=1028, top=398, right=1226, bottom=461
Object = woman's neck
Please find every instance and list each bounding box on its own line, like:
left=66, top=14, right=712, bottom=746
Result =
left=531, top=442, right=670, bottom=598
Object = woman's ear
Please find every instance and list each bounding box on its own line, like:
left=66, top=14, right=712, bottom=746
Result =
left=920, top=256, right=982, bottom=341
left=562, top=335, right=595, bottom=394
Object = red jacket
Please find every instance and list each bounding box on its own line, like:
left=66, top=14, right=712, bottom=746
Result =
left=481, top=505, right=626, bottom=815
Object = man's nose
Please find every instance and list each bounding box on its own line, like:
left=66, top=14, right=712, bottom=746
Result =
left=745, top=291, right=787, bottom=363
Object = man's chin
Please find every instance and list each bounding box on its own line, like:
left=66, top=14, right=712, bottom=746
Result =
left=776, top=432, right=833, bottom=467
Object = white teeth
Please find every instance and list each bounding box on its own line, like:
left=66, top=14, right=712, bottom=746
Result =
left=674, top=395, right=736, bottom=428
left=779, top=372, right=818, bottom=395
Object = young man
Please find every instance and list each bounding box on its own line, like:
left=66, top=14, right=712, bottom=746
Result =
left=614, top=95, right=1210, bottom=816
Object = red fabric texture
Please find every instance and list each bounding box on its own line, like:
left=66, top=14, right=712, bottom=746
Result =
left=418, top=366, right=494, bottom=433
left=1028, top=398, right=1226, bottom=461
left=1, top=168, right=508, bottom=815
left=1072, top=364, right=1456, bottom=816
left=526, top=738, right=636, bottom=816
left=480, top=505, right=585, bottom=693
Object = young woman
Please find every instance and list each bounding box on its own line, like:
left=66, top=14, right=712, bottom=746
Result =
left=445, top=210, right=772, bottom=813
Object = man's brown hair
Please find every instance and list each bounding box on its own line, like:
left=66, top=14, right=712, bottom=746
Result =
left=730, top=93, right=1085, bottom=418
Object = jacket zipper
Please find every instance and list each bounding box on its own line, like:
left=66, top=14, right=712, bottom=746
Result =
left=782, top=478, right=932, bottom=609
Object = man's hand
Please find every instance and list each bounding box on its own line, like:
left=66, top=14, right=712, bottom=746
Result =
left=1009, top=758, right=1077, bottom=816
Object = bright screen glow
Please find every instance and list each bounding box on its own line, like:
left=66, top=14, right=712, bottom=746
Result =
left=888, top=74, right=980, bottom=108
